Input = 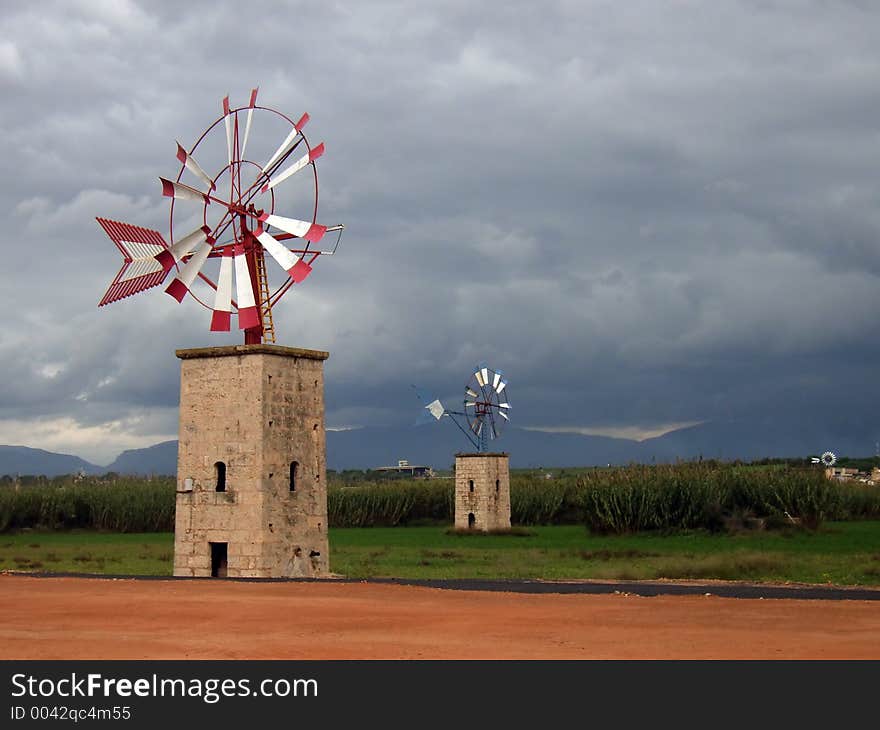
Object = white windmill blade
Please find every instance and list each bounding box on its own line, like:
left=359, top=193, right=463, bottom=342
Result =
left=261, top=112, right=310, bottom=174
left=464, top=401, right=475, bottom=408
left=210, top=247, right=233, bottom=332
left=254, top=226, right=312, bottom=283
left=261, top=143, right=324, bottom=193
left=155, top=225, right=212, bottom=272
left=240, top=88, right=258, bottom=160
left=160, top=178, right=210, bottom=205
left=496, top=378, right=508, bottom=395
left=233, top=244, right=260, bottom=330
left=499, top=402, right=511, bottom=409
left=492, top=369, right=503, bottom=390
left=474, top=362, right=489, bottom=387
left=499, top=410, right=509, bottom=421
left=222, top=95, right=234, bottom=167
left=257, top=212, right=327, bottom=243
left=165, top=240, right=212, bottom=302
left=176, top=143, right=216, bottom=192
left=466, top=388, right=478, bottom=398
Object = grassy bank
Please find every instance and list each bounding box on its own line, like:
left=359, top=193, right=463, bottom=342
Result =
left=2, top=522, right=880, bottom=586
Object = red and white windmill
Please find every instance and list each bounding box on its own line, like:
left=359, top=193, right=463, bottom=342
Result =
left=96, top=88, right=344, bottom=343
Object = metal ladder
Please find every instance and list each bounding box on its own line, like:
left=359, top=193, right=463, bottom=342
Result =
left=254, top=249, right=276, bottom=343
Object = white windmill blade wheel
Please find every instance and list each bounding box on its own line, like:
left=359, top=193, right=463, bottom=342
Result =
left=165, top=241, right=212, bottom=302
left=262, top=143, right=325, bottom=193
left=255, top=226, right=312, bottom=283
left=240, top=88, right=258, bottom=160
left=222, top=95, right=233, bottom=167
left=160, top=178, right=210, bottom=205
left=210, top=248, right=234, bottom=332
left=176, top=143, right=216, bottom=192
left=156, top=225, right=212, bottom=272
left=261, top=112, right=310, bottom=174
left=258, top=213, right=327, bottom=243
left=233, top=245, right=260, bottom=330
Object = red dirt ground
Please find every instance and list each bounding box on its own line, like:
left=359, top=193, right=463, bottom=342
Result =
left=1, top=575, right=878, bottom=659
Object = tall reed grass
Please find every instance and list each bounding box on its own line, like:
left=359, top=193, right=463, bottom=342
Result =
left=0, top=478, right=175, bottom=532
left=2, top=465, right=879, bottom=533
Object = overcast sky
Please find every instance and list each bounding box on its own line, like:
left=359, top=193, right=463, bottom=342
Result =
left=2, top=0, right=880, bottom=463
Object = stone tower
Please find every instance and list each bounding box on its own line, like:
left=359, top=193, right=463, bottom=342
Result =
left=454, top=452, right=511, bottom=531
left=173, top=344, right=329, bottom=578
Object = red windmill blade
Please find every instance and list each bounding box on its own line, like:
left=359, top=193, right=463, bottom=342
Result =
left=95, top=89, right=345, bottom=344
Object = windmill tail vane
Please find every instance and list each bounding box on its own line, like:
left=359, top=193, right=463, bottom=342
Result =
left=96, top=87, right=345, bottom=344
left=412, top=363, right=511, bottom=453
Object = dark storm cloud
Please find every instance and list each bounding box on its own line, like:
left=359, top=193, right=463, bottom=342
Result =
left=2, top=0, right=880, bottom=460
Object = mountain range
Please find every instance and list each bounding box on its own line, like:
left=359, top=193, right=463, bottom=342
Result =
left=0, top=414, right=875, bottom=476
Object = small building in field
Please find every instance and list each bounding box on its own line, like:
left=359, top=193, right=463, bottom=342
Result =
left=825, top=466, right=879, bottom=485
left=375, top=459, right=434, bottom=478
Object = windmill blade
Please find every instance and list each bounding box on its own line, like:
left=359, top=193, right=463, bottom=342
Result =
left=261, top=112, right=310, bottom=174
left=464, top=401, right=476, bottom=408
left=176, top=143, right=216, bottom=192
left=222, top=95, right=233, bottom=167
left=240, top=87, right=258, bottom=160
left=492, top=369, right=503, bottom=390
left=261, top=143, right=324, bottom=193
left=160, top=178, right=210, bottom=205
left=499, top=402, right=511, bottom=409
left=258, top=212, right=326, bottom=243
left=233, top=244, right=260, bottom=330
left=496, top=379, right=507, bottom=395
left=155, top=225, right=212, bottom=272
left=254, top=226, right=312, bottom=283
left=210, top=247, right=233, bottom=331
left=96, top=218, right=170, bottom=306
left=474, top=362, right=489, bottom=387
left=165, top=240, right=212, bottom=302
left=498, top=410, right=509, bottom=421
left=466, top=388, right=478, bottom=398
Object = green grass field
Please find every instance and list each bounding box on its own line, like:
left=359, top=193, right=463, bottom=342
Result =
left=2, top=522, right=880, bottom=585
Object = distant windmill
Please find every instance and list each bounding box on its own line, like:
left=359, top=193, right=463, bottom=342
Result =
left=414, top=362, right=511, bottom=452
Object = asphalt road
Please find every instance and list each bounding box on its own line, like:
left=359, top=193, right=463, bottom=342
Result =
left=11, top=571, right=880, bottom=601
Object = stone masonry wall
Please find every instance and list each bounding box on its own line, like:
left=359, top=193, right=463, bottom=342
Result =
left=454, top=453, right=510, bottom=531
left=173, top=345, right=329, bottom=578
